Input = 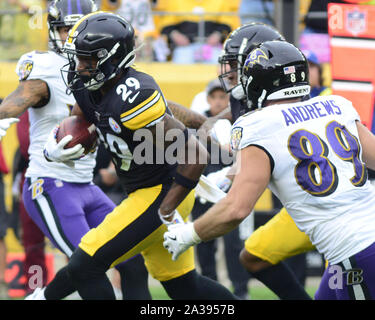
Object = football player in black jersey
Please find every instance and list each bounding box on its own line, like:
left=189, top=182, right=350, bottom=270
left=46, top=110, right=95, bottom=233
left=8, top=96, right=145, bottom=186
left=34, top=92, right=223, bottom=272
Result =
left=38, top=11, right=237, bottom=300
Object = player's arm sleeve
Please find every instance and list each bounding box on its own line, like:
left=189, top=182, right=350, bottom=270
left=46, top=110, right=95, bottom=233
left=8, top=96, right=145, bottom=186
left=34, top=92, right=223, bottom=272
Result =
left=333, top=95, right=361, bottom=123
left=120, top=89, right=166, bottom=130
left=16, top=51, right=53, bottom=82
left=230, top=116, right=262, bottom=152
left=231, top=116, right=275, bottom=173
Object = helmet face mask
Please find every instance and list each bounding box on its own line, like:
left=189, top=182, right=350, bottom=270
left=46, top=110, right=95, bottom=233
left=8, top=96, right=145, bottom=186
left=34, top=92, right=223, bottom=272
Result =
left=47, top=0, right=97, bottom=55
left=61, top=12, right=137, bottom=92
left=218, top=22, right=285, bottom=99
left=218, top=54, right=244, bottom=94
left=241, top=41, right=310, bottom=112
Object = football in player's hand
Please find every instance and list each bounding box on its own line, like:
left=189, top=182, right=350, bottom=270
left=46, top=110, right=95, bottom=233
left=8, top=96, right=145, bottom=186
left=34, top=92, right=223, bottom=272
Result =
left=56, top=115, right=98, bottom=155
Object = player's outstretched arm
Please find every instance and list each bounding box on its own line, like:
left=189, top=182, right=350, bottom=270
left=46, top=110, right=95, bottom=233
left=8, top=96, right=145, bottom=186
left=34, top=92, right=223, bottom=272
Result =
left=356, top=120, right=375, bottom=170
left=0, top=79, right=49, bottom=119
left=194, top=145, right=270, bottom=241
left=0, top=79, right=49, bottom=140
left=163, top=145, right=270, bottom=260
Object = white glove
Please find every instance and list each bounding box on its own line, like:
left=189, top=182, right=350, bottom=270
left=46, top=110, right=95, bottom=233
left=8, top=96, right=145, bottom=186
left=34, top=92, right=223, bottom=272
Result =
left=195, top=175, right=227, bottom=204
left=210, top=119, right=232, bottom=147
left=158, top=209, right=184, bottom=226
left=43, top=125, right=84, bottom=167
left=0, top=118, right=19, bottom=140
left=163, top=222, right=201, bottom=261
left=206, top=167, right=232, bottom=192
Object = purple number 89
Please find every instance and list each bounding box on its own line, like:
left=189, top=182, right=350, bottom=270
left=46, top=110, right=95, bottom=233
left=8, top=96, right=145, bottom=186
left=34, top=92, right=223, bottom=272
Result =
left=288, top=121, right=366, bottom=197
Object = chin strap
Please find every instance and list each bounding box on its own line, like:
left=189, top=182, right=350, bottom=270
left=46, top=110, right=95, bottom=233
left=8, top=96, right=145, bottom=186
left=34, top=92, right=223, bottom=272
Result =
left=258, top=89, right=267, bottom=109
left=231, top=84, right=246, bottom=100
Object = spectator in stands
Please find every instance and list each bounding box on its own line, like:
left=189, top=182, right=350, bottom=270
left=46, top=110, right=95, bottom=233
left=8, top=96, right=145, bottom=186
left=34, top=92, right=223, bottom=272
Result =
left=100, top=0, right=157, bottom=61
left=238, top=0, right=274, bottom=25
left=302, top=49, right=332, bottom=98
left=204, top=79, right=230, bottom=117
left=101, top=0, right=155, bottom=37
left=299, top=0, right=332, bottom=63
left=154, top=0, right=239, bottom=63
left=190, top=65, right=224, bottom=115
left=191, top=79, right=250, bottom=299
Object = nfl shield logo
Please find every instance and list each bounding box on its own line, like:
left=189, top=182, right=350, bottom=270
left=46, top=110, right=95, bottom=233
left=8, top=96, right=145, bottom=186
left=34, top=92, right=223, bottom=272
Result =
left=346, top=9, right=367, bottom=36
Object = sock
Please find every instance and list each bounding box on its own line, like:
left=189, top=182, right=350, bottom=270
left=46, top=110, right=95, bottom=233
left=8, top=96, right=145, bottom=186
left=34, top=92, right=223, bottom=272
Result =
left=67, top=248, right=115, bottom=300
left=250, top=262, right=311, bottom=300
left=161, top=270, right=238, bottom=300
left=116, top=255, right=152, bottom=300
left=44, top=266, right=76, bottom=300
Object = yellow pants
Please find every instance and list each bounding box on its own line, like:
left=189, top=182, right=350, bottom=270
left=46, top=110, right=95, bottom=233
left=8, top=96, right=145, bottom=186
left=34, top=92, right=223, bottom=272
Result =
left=79, top=183, right=195, bottom=282
left=245, top=208, right=315, bottom=264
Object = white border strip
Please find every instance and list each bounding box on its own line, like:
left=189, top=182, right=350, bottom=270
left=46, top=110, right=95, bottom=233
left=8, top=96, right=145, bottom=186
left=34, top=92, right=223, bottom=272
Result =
left=332, top=81, right=373, bottom=92
left=342, top=259, right=365, bottom=300
left=330, top=37, right=375, bottom=49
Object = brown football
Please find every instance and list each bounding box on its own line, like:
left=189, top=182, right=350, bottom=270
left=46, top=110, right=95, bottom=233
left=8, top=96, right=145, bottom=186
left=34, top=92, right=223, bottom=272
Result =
left=56, top=115, right=98, bottom=155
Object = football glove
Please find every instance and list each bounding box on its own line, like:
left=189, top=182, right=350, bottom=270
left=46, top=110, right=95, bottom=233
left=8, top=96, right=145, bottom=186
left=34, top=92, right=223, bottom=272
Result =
left=210, top=119, right=232, bottom=147
left=206, top=167, right=232, bottom=192
left=43, top=125, right=84, bottom=167
left=0, top=118, right=19, bottom=141
left=163, top=222, right=201, bottom=261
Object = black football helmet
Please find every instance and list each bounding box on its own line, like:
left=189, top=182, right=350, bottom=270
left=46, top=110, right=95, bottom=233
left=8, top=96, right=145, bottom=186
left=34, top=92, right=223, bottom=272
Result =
left=47, top=0, right=97, bottom=55
left=218, top=22, right=285, bottom=98
left=63, top=11, right=136, bottom=91
left=241, top=40, right=310, bottom=111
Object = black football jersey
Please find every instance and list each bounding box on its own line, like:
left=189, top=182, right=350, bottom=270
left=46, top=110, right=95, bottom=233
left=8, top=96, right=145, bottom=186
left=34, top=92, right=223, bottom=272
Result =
left=73, top=66, right=176, bottom=193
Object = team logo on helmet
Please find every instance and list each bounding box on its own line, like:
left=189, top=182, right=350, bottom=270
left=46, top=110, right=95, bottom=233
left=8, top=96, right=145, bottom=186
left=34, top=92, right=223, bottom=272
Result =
left=244, top=48, right=268, bottom=70
left=230, top=127, right=243, bottom=151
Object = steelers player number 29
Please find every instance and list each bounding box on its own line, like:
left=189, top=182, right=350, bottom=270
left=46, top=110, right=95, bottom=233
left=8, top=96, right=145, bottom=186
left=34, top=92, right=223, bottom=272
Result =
left=116, top=77, right=140, bottom=103
left=96, top=129, right=133, bottom=171
left=288, top=120, right=366, bottom=197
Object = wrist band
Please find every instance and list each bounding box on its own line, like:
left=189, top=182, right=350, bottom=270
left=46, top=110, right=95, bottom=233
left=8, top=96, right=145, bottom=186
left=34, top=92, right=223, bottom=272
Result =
left=190, top=223, right=202, bottom=244
left=159, top=209, right=175, bottom=220
left=174, top=172, right=199, bottom=190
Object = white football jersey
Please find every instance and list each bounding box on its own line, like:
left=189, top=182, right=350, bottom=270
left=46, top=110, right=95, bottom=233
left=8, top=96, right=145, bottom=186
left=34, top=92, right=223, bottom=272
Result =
left=232, top=95, right=375, bottom=264
left=16, top=50, right=95, bottom=182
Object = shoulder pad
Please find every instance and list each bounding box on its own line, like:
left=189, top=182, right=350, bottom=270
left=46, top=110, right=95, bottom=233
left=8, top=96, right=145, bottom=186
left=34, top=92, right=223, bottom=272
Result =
left=15, top=51, right=58, bottom=81
left=119, top=88, right=167, bottom=130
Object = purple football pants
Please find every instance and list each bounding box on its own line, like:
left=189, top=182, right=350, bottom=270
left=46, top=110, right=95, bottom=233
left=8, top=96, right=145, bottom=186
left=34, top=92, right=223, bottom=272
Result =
left=315, top=242, right=375, bottom=300
left=23, top=177, right=116, bottom=257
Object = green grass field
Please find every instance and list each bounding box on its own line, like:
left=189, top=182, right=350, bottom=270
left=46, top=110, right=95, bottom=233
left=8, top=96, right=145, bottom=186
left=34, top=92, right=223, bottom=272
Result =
left=149, top=284, right=318, bottom=300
